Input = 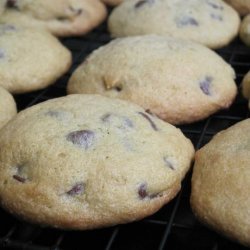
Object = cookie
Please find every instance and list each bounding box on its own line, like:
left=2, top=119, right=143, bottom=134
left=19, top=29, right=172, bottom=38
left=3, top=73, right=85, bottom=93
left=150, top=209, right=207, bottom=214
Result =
left=0, top=86, right=17, bottom=129
left=191, top=119, right=250, bottom=247
left=108, top=0, right=240, bottom=49
left=0, top=94, right=194, bottom=229
left=102, top=0, right=123, bottom=6
left=67, top=35, right=237, bottom=125
left=223, top=0, right=250, bottom=16
left=240, top=15, right=250, bottom=46
left=0, top=0, right=107, bottom=37
left=242, top=70, right=250, bottom=109
left=0, top=24, right=72, bottom=94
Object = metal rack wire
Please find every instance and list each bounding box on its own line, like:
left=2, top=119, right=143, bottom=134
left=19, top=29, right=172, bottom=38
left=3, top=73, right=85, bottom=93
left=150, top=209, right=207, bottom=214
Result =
left=0, top=19, right=249, bottom=250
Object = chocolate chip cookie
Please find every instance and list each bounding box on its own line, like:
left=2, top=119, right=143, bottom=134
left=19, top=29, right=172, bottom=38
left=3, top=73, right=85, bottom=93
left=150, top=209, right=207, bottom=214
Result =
left=191, top=119, right=250, bottom=247
left=0, top=24, right=71, bottom=94
left=0, top=0, right=107, bottom=37
left=67, top=35, right=237, bottom=125
left=0, top=94, right=194, bottom=229
left=108, top=0, right=240, bottom=49
left=0, top=86, right=17, bottom=129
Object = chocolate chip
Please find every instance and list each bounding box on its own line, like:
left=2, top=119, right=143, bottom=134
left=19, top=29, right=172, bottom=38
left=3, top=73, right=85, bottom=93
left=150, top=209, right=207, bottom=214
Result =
left=200, top=76, right=213, bottom=96
left=7, top=0, right=18, bottom=8
left=138, top=183, right=148, bottom=199
left=13, top=175, right=26, bottom=183
left=69, top=6, right=82, bottom=15
left=138, top=183, right=162, bottom=199
left=138, top=112, right=158, bottom=131
left=101, top=113, right=111, bottom=123
left=207, top=1, right=223, bottom=10
left=163, top=157, right=175, bottom=170
left=115, top=86, right=122, bottom=92
left=46, top=110, right=61, bottom=118
left=177, top=16, right=199, bottom=27
left=210, top=13, right=223, bottom=21
left=2, top=24, right=16, bottom=32
left=101, top=113, right=134, bottom=129
left=66, top=130, right=95, bottom=150
left=66, top=182, right=84, bottom=196
left=56, top=16, right=69, bottom=21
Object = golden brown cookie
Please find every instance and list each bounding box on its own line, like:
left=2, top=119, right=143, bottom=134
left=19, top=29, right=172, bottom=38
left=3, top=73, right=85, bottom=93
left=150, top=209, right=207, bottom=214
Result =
left=1, top=0, right=107, bottom=37
left=191, top=119, right=250, bottom=247
left=0, top=94, right=194, bottom=229
left=0, top=24, right=72, bottom=94
left=67, top=35, right=237, bottom=125
left=108, top=0, right=240, bottom=49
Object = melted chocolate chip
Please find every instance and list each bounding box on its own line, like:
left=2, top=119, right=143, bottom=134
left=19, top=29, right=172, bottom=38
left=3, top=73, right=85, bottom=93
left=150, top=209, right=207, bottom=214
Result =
left=135, top=0, right=154, bottom=8
left=135, top=0, right=148, bottom=8
left=138, top=112, right=158, bottom=131
left=163, top=157, right=175, bottom=170
left=207, top=1, right=223, bottom=10
left=69, top=6, right=82, bottom=15
left=66, top=130, right=95, bottom=150
left=115, top=86, right=122, bottom=92
left=138, top=183, right=161, bottom=199
left=66, top=182, right=84, bottom=196
left=46, top=110, right=61, bottom=118
left=57, top=16, right=69, bottom=21
left=138, top=183, right=148, bottom=199
left=200, top=76, right=213, bottom=96
left=101, top=113, right=134, bottom=129
left=210, top=13, right=223, bottom=21
left=13, top=175, right=26, bottom=183
left=177, top=16, right=199, bottom=27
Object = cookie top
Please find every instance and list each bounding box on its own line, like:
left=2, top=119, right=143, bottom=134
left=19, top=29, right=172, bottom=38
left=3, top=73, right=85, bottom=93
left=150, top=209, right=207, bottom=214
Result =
left=67, top=35, right=237, bottom=125
left=0, top=24, right=72, bottom=94
left=0, top=0, right=107, bottom=37
left=108, top=0, right=240, bottom=49
left=223, top=0, right=250, bottom=16
left=191, top=119, right=250, bottom=247
left=0, top=94, right=194, bottom=229
left=242, top=70, right=250, bottom=109
left=0, top=86, right=17, bottom=129
left=240, top=14, right=250, bottom=46
left=102, top=0, right=123, bottom=6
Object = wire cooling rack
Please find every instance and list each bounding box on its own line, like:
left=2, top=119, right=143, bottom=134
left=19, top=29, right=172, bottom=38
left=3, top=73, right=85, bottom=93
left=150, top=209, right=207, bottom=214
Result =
left=0, top=18, right=250, bottom=250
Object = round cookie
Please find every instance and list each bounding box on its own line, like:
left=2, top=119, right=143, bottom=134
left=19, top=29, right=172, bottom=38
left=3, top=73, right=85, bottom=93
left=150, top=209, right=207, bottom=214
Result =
left=67, top=35, right=237, bottom=125
left=108, top=0, right=240, bottom=49
left=223, top=0, right=250, bottom=16
left=191, top=119, right=250, bottom=247
left=0, top=0, right=107, bottom=37
left=240, top=15, right=250, bottom=46
left=242, top=70, right=250, bottom=109
left=0, top=86, right=17, bottom=129
left=0, top=24, right=72, bottom=94
left=102, top=0, right=123, bottom=6
left=0, top=94, right=194, bottom=229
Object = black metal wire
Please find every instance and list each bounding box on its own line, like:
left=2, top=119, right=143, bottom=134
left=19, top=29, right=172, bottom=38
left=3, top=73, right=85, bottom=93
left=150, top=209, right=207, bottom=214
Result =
left=0, top=20, right=250, bottom=250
